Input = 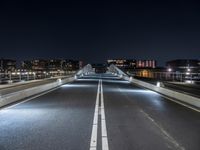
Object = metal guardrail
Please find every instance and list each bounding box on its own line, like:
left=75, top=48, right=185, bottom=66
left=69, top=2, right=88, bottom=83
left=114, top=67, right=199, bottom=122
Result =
left=0, top=71, right=76, bottom=84
left=129, top=77, right=200, bottom=109
left=127, top=71, right=200, bottom=82
left=0, top=76, right=75, bottom=108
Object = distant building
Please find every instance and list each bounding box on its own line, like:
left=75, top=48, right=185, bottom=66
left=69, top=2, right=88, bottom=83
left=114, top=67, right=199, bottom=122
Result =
left=21, top=59, right=81, bottom=72
left=107, top=59, right=136, bottom=69
left=22, top=59, right=48, bottom=72
left=132, top=67, right=166, bottom=78
left=21, top=60, right=33, bottom=71
left=107, top=59, right=125, bottom=68
left=127, top=59, right=137, bottom=69
left=107, top=59, right=156, bottom=69
left=0, top=59, right=16, bottom=72
left=65, top=60, right=80, bottom=71
left=166, top=59, right=200, bottom=73
left=136, top=60, right=156, bottom=68
left=48, top=59, right=64, bottom=71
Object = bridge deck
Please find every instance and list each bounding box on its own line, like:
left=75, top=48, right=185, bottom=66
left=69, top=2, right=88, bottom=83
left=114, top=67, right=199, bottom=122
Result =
left=0, top=73, right=199, bottom=150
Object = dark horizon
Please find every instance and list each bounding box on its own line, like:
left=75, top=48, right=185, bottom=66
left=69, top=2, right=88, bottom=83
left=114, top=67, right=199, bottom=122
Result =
left=0, top=0, right=200, bottom=66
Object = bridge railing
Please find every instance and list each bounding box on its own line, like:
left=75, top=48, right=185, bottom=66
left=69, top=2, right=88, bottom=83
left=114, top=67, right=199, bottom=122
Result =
left=127, top=71, right=200, bottom=82
left=0, top=71, right=75, bottom=84
left=107, top=64, right=130, bottom=80
left=75, top=64, right=94, bottom=78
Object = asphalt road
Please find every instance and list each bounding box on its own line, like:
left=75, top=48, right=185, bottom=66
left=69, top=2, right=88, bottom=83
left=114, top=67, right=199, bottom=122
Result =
left=0, top=73, right=199, bottom=150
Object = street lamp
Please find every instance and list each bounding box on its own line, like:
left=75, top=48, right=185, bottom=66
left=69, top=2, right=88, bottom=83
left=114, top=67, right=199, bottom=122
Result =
left=167, top=68, right=172, bottom=80
left=43, top=71, right=47, bottom=78
left=25, top=72, right=29, bottom=80
left=186, top=72, right=190, bottom=75
left=187, top=68, right=191, bottom=72
left=168, top=68, right=172, bottom=72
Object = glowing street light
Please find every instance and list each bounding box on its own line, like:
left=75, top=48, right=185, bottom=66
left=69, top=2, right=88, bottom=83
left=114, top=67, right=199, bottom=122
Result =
left=168, top=68, right=172, bottom=72
left=186, top=72, right=190, bottom=75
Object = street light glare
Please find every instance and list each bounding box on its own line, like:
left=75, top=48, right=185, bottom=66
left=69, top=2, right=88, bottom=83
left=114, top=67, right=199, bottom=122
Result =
left=168, top=68, right=172, bottom=72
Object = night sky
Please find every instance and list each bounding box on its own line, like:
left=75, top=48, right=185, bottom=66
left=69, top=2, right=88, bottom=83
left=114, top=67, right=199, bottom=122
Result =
left=0, top=0, right=200, bottom=66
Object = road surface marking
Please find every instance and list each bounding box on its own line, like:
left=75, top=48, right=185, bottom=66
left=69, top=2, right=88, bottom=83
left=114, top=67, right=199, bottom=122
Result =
left=118, top=84, right=186, bottom=150
left=90, top=80, right=100, bottom=150
left=100, top=80, right=109, bottom=150
left=140, top=109, right=185, bottom=150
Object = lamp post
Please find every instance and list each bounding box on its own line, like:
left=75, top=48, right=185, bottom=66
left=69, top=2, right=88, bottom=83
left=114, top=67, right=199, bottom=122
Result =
left=43, top=71, right=46, bottom=78
left=186, top=67, right=192, bottom=83
left=26, top=72, right=29, bottom=80
left=167, top=68, right=172, bottom=80
left=17, top=72, right=21, bottom=81
left=9, top=72, right=12, bottom=81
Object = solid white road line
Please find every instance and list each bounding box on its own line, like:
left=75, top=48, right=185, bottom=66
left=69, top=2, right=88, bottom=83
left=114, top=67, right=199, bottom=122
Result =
left=90, top=80, right=100, bottom=150
left=140, top=109, right=185, bottom=150
left=100, top=80, right=109, bottom=150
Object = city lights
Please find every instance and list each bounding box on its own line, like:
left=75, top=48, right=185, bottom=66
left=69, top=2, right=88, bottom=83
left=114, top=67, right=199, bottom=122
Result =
left=168, top=68, right=172, bottom=72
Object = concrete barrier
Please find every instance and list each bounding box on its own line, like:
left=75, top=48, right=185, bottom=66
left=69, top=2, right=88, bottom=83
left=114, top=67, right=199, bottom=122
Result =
left=0, top=77, right=74, bottom=108
left=129, top=77, right=200, bottom=108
